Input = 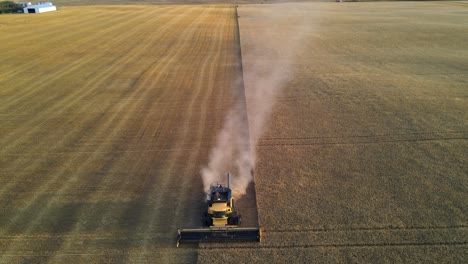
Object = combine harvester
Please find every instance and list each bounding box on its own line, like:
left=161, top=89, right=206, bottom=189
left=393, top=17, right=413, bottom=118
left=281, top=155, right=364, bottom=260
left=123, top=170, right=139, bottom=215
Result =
left=177, top=173, right=262, bottom=247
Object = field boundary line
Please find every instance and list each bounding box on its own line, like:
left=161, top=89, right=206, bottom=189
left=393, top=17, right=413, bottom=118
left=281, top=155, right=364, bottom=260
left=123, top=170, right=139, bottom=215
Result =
left=235, top=4, right=260, bottom=227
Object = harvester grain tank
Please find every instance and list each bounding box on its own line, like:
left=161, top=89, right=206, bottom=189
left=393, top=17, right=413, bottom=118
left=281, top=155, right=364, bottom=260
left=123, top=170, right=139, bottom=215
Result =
left=176, top=173, right=261, bottom=247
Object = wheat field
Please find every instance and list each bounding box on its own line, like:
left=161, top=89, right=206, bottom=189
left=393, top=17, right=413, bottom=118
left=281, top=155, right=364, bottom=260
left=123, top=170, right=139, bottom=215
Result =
left=0, top=5, right=243, bottom=262
left=199, top=2, right=468, bottom=262
left=0, top=1, right=467, bottom=263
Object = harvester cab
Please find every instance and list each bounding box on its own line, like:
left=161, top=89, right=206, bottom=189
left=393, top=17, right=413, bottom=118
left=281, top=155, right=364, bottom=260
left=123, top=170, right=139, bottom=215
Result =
left=207, top=184, right=230, bottom=204
left=176, top=172, right=261, bottom=247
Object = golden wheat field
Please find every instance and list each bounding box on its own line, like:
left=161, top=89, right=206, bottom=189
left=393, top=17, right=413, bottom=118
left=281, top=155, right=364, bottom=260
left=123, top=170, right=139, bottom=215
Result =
left=0, top=4, right=244, bottom=262
left=1, top=1, right=467, bottom=263
left=199, top=2, right=468, bottom=262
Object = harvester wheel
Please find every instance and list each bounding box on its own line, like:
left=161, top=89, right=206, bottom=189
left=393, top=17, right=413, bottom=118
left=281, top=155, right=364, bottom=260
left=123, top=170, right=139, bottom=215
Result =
left=230, top=212, right=241, bottom=225
left=203, top=213, right=212, bottom=227
left=233, top=216, right=240, bottom=225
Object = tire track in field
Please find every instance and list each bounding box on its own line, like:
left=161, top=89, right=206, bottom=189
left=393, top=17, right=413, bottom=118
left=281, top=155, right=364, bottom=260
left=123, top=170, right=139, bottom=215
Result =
left=0, top=6, right=233, bottom=262
left=0, top=8, right=105, bottom=56
left=0, top=3, right=197, bottom=202
left=0, top=7, right=105, bottom=41
left=119, top=7, right=238, bottom=261
left=0, top=5, right=195, bottom=238
left=97, top=5, right=221, bottom=260
left=69, top=2, right=210, bottom=222
left=0, top=7, right=169, bottom=113
left=133, top=13, right=232, bottom=232
left=0, top=7, right=175, bottom=113
left=0, top=7, right=163, bottom=80
left=0, top=9, right=106, bottom=54
left=0, top=3, right=185, bottom=211
left=0, top=11, right=147, bottom=114
left=0, top=7, right=185, bottom=198
left=0, top=6, right=202, bottom=262
left=127, top=7, right=222, bottom=152
left=116, top=8, right=224, bottom=260
left=32, top=7, right=215, bottom=262
left=0, top=8, right=136, bottom=84
left=169, top=7, right=228, bottom=230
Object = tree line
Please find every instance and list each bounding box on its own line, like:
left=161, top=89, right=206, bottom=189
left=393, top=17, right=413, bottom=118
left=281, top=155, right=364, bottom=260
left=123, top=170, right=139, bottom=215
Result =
left=0, top=1, right=23, bottom=14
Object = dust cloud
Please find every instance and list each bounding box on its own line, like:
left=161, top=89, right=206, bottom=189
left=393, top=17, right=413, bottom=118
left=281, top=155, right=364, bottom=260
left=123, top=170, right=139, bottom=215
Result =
left=201, top=4, right=318, bottom=197
left=200, top=101, right=252, bottom=197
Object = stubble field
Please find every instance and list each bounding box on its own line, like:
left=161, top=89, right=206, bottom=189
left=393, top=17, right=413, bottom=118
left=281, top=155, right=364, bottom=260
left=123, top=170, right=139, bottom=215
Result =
left=0, top=5, right=244, bottom=263
left=1, top=1, right=467, bottom=263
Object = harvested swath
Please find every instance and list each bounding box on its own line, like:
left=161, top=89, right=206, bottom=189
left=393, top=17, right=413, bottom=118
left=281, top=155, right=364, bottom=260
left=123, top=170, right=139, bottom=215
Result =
left=0, top=5, right=242, bottom=262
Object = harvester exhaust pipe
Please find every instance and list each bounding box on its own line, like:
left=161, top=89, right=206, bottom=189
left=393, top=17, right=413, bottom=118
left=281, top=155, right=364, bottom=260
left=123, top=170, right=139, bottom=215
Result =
left=227, top=172, right=231, bottom=189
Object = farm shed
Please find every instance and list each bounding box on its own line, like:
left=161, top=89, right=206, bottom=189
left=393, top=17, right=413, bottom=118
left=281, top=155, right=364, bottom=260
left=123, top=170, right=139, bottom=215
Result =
left=23, top=2, right=56, bottom=13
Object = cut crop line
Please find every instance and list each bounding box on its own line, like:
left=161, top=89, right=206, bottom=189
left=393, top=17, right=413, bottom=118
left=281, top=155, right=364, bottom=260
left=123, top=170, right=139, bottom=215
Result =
left=236, top=4, right=261, bottom=228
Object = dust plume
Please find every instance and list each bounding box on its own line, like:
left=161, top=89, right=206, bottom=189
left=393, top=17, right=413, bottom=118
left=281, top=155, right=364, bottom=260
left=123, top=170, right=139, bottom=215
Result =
left=201, top=4, right=318, bottom=197
left=200, top=101, right=253, bottom=197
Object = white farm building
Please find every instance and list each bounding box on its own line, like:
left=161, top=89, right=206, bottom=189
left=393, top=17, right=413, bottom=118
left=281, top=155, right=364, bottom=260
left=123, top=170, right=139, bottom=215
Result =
left=23, top=2, right=57, bottom=14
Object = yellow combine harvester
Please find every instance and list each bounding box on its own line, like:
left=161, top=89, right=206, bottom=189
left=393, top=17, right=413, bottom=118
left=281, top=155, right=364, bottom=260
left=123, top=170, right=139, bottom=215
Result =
left=176, top=173, right=262, bottom=247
